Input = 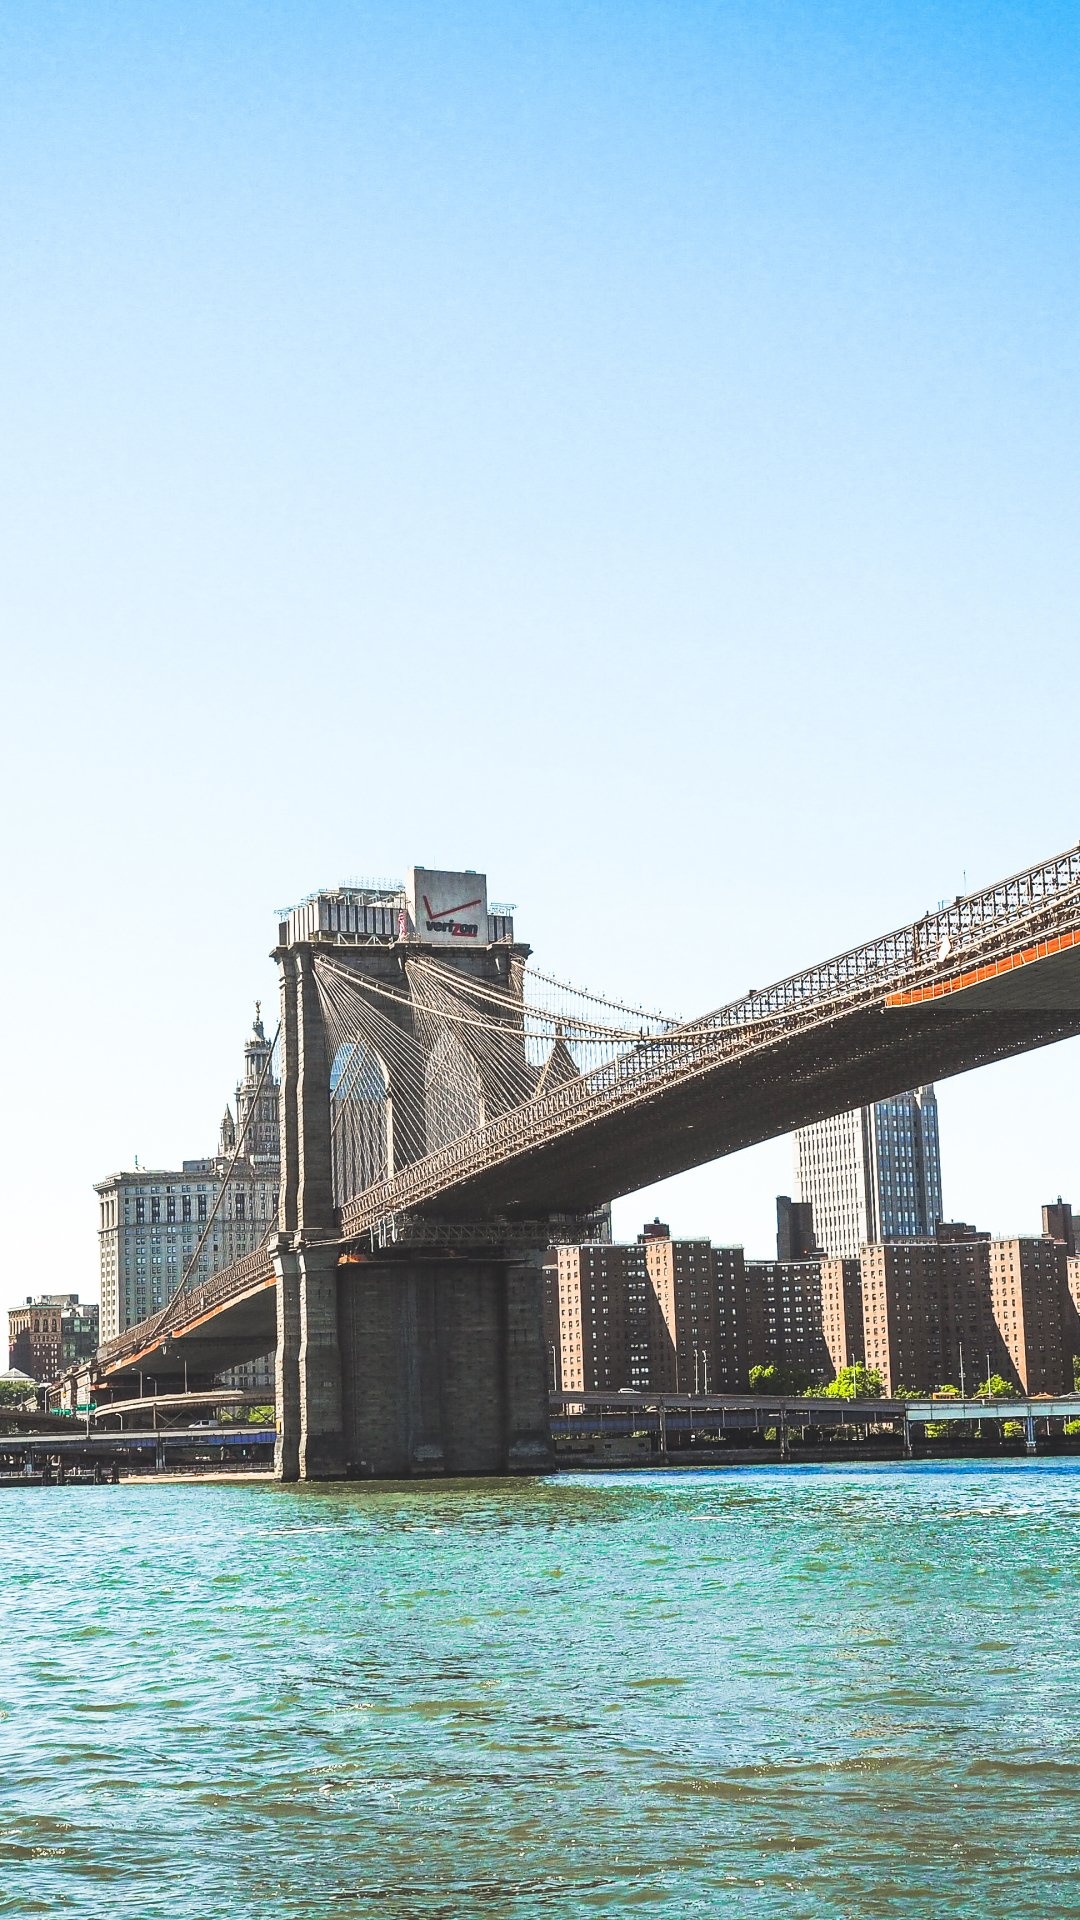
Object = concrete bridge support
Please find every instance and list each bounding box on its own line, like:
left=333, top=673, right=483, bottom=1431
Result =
left=274, top=1247, right=552, bottom=1479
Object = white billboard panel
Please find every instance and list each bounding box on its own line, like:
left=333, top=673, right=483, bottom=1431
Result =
left=406, top=867, right=489, bottom=943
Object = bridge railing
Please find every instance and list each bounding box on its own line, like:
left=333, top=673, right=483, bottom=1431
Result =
left=701, top=841, right=1080, bottom=1030
left=339, top=840, right=1080, bottom=1237
left=97, top=1242, right=276, bottom=1365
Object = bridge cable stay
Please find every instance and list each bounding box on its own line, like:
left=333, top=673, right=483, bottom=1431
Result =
left=312, top=951, right=692, bottom=1210
left=143, top=1023, right=282, bottom=1341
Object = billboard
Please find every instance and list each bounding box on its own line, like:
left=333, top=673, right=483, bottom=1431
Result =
left=406, top=867, right=489, bottom=943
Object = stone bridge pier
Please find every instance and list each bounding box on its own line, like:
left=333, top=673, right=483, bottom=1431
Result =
left=273, top=939, right=553, bottom=1480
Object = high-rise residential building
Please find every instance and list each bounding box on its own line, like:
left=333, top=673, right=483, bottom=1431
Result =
left=96, top=1009, right=280, bottom=1343
left=544, top=1241, right=649, bottom=1392
left=859, top=1235, right=996, bottom=1396
left=641, top=1232, right=751, bottom=1393
left=8, top=1295, right=99, bottom=1383
left=1065, top=1255, right=1080, bottom=1363
left=1042, top=1198, right=1079, bottom=1256
left=795, top=1087, right=943, bottom=1258
left=544, top=1227, right=754, bottom=1395
left=820, top=1257, right=864, bottom=1376
left=744, top=1261, right=832, bottom=1386
left=776, top=1195, right=818, bottom=1262
left=988, top=1238, right=1072, bottom=1395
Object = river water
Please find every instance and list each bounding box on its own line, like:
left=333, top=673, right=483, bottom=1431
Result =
left=4, top=1462, right=1080, bottom=1919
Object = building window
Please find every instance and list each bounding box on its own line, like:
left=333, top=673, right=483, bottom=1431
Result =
left=135, top=1199, right=145, bottom=1223
left=198, top=1196, right=208, bottom=1221
left=151, top=1199, right=160, bottom=1223
left=166, top=1196, right=176, bottom=1222
left=182, top=1196, right=191, bottom=1222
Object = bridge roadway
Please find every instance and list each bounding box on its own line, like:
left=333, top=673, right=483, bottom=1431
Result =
left=93, top=841, right=1080, bottom=1391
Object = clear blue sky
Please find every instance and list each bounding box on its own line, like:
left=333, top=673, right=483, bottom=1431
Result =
left=2, top=1, right=1079, bottom=1316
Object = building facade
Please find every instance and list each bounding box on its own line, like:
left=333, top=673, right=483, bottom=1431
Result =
left=96, top=1010, right=280, bottom=1344
left=795, top=1087, right=943, bottom=1258
left=858, top=1234, right=995, bottom=1396
left=776, top=1195, right=818, bottom=1261
left=988, top=1238, right=1072, bottom=1395
left=743, top=1260, right=832, bottom=1386
left=820, top=1257, right=864, bottom=1376
left=544, top=1241, right=649, bottom=1392
left=8, top=1295, right=99, bottom=1383
left=544, top=1225, right=754, bottom=1395
left=642, top=1231, right=751, bottom=1393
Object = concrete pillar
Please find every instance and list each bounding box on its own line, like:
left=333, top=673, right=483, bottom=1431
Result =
left=402, top=1268, right=446, bottom=1474
left=298, top=1244, right=346, bottom=1479
left=274, top=1244, right=301, bottom=1482
left=504, top=1252, right=554, bottom=1474
left=334, top=1252, right=553, bottom=1478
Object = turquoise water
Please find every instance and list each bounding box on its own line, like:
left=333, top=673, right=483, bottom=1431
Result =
left=4, top=1463, right=1080, bottom=1919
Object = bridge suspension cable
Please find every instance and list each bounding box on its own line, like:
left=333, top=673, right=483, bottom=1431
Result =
left=146, top=1023, right=281, bottom=1340
left=313, top=948, right=691, bottom=1209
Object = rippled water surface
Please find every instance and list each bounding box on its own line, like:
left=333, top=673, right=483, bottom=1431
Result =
left=4, top=1463, right=1080, bottom=1918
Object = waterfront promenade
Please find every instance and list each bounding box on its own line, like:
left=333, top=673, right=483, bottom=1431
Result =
left=4, top=1462, right=1080, bottom=1919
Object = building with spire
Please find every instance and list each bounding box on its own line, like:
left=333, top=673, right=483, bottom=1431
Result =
left=96, top=1009, right=280, bottom=1345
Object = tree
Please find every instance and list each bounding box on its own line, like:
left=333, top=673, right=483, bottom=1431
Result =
left=749, top=1362, right=813, bottom=1396
left=975, top=1374, right=1017, bottom=1400
left=0, top=1379, right=35, bottom=1409
left=821, top=1363, right=884, bottom=1400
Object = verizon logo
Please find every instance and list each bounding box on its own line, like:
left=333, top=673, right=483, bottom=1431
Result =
left=423, top=892, right=482, bottom=938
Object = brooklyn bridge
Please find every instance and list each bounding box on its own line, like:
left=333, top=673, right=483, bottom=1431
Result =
left=85, top=845, right=1080, bottom=1479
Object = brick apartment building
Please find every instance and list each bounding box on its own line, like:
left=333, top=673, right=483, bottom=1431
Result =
left=820, top=1258, right=864, bottom=1375
left=8, top=1294, right=99, bottom=1384
left=989, top=1237, right=1072, bottom=1394
left=743, top=1260, right=832, bottom=1385
left=859, top=1233, right=997, bottom=1395
left=546, top=1224, right=754, bottom=1393
left=545, top=1211, right=1078, bottom=1402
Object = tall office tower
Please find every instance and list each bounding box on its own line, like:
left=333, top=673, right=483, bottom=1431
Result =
left=989, top=1238, right=1073, bottom=1395
left=795, top=1087, right=943, bottom=1258
left=96, top=1009, right=280, bottom=1342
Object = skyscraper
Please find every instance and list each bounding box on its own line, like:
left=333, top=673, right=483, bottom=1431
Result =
left=795, top=1087, right=943, bottom=1258
left=96, top=1008, right=279, bottom=1342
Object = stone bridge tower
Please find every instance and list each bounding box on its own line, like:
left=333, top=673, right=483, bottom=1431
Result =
left=272, top=867, right=553, bottom=1481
